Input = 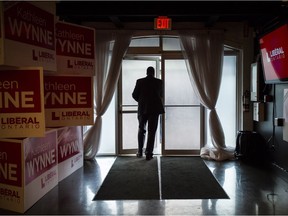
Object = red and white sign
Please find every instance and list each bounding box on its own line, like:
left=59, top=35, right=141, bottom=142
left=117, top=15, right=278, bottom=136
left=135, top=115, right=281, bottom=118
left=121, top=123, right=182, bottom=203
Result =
left=1, top=2, right=56, bottom=72
left=56, top=21, right=95, bottom=76
left=57, top=126, right=83, bottom=182
left=24, top=131, right=57, bottom=185
left=260, top=24, right=288, bottom=83
left=44, top=75, right=94, bottom=127
left=0, top=129, right=58, bottom=213
left=0, top=140, right=22, bottom=187
left=0, top=68, right=45, bottom=138
left=0, top=139, right=24, bottom=212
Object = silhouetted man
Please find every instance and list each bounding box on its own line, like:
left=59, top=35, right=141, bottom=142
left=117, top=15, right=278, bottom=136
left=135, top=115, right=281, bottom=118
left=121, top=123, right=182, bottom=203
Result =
left=132, top=66, right=164, bottom=160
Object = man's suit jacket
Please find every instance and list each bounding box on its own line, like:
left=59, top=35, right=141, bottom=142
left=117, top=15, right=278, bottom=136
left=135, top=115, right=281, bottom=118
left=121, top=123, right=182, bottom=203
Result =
left=132, top=75, right=165, bottom=115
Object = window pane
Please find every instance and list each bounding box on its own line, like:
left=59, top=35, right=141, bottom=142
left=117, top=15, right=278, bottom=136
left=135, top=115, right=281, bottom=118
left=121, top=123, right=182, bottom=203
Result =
left=163, top=37, right=181, bottom=51
left=129, top=37, right=160, bottom=47
left=164, top=59, right=201, bottom=151
left=165, top=107, right=201, bottom=150
left=122, top=113, right=161, bottom=153
left=122, top=113, right=139, bottom=149
left=165, top=59, right=199, bottom=105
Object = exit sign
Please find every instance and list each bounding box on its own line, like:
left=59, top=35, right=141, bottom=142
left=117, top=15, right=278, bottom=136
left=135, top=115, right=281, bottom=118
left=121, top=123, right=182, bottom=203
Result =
left=154, top=16, right=172, bottom=30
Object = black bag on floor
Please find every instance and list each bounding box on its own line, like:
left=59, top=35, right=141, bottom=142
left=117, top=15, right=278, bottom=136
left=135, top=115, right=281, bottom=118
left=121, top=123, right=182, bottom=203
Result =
left=235, top=131, right=270, bottom=164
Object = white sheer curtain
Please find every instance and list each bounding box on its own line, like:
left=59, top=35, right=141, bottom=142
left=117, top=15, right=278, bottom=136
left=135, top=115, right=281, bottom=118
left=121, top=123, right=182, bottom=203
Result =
left=179, top=30, right=234, bottom=161
left=84, top=30, right=133, bottom=160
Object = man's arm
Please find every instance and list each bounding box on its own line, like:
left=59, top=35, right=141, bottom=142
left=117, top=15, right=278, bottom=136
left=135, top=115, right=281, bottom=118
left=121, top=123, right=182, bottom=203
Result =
left=132, top=80, right=139, bottom=102
left=159, top=80, right=164, bottom=99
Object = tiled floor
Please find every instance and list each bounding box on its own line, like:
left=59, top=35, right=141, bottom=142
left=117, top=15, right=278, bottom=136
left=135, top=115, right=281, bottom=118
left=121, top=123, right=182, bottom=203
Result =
left=1, top=156, right=288, bottom=215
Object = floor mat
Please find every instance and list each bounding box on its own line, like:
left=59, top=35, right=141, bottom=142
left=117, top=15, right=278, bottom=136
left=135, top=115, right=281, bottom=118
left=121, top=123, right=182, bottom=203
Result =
left=160, top=156, right=229, bottom=199
left=93, top=156, right=160, bottom=200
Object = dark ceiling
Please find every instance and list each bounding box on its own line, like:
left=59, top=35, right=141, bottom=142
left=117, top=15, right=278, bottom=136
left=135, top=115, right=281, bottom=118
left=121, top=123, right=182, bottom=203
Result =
left=56, top=1, right=288, bottom=35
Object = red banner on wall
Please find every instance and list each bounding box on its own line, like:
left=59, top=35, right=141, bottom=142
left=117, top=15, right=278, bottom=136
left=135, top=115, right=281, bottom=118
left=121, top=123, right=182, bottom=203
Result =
left=44, top=75, right=94, bottom=127
left=260, top=24, right=288, bottom=82
left=0, top=68, right=45, bottom=138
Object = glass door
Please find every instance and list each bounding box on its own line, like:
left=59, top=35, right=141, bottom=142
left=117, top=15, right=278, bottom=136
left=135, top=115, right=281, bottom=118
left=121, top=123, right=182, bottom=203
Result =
left=119, top=55, right=203, bottom=156
left=119, top=57, right=162, bottom=155
left=162, top=57, right=202, bottom=155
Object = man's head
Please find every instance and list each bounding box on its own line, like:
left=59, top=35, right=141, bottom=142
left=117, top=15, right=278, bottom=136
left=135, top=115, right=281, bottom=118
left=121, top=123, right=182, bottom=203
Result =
left=146, top=66, right=155, bottom=77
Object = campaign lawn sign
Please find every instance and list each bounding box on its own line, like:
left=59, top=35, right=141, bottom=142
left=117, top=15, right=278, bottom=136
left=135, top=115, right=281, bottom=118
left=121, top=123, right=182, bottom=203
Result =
left=0, top=67, right=45, bottom=138
left=56, top=21, right=95, bottom=76
left=57, top=126, right=83, bottom=182
left=0, top=1, right=56, bottom=72
left=0, top=129, right=58, bottom=213
left=44, top=75, right=94, bottom=127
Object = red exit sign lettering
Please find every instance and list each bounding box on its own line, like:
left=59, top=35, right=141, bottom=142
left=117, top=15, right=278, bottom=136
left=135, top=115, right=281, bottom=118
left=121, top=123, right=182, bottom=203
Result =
left=154, top=16, right=171, bottom=30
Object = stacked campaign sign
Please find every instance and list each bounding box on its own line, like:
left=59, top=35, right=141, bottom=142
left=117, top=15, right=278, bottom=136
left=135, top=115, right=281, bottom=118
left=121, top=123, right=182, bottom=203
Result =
left=43, top=20, right=95, bottom=127
left=44, top=75, right=94, bottom=127
left=0, top=2, right=59, bottom=214
left=0, top=2, right=94, bottom=213
left=0, top=1, right=56, bottom=72
left=0, top=129, right=58, bottom=213
left=0, top=68, right=45, bottom=138
left=56, top=21, right=95, bottom=76
left=57, top=126, right=83, bottom=182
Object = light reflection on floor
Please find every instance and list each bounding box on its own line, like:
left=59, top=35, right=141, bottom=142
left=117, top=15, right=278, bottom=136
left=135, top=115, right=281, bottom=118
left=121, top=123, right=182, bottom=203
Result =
left=1, top=156, right=288, bottom=215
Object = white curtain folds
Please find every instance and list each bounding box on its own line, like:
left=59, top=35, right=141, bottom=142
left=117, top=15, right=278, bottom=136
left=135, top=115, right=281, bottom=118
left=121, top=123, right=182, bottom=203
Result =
left=84, top=30, right=133, bottom=160
left=179, top=30, right=234, bottom=161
